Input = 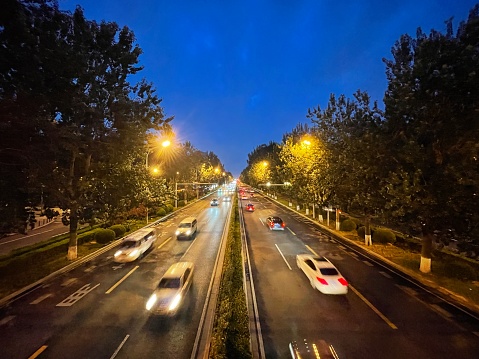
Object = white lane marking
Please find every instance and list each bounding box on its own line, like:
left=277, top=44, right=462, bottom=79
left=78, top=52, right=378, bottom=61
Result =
left=379, top=271, right=392, bottom=279
left=61, top=278, right=77, bottom=287
left=56, top=283, right=100, bottom=307
left=275, top=244, right=292, bottom=270
left=431, top=304, right=454, bottom=318
left=30, top=293, right=52, bottom=305
left=306, top=245, right=318, bottom=256
left=349, top=284, right=398, bottom=330
left=348, top=252, right=360, bottom=261
left=109, top=334, right=130, bottom=359
left=84, top=265, right=96, bottom=273
left=287, top=227, right=296, bottom=235
left=0, top=315, right=15, bottom=326
left=157, top=236, right=172, bottom=249
left=338, top=245, right=346, bottom=250
left=105, top=266, right=139, bottom=294
left=363, top=260, right=374, bottom=267
left=259, top=218, right=265, bottom=226
left=0, top=229, right=56, bottom=245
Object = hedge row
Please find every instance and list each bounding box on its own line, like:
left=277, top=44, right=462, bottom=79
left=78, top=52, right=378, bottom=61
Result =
left=209, top=198, right=252, bottom=359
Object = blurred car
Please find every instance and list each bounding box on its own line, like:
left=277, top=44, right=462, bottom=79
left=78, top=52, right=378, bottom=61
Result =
left=113, top=228, right=157, bottom=263
left=241, top=194, right=248, bottom=200
left=223, top=196, right=231, bottom=202
left=296, top=254, right=348, bottom=295
left=146, top=261, right=194, bottom=316
left=289, top=339, right=340, bottom=359
left=245, top=203, right=255, bottom=212
left=210, top=198, right=219, bottom=206
left=266, top=216, right=285, bottom=230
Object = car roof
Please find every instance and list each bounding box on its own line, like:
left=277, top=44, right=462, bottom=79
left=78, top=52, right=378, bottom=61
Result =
left=123, top=228, right=155, bottom=241
left=162, top=261, right=194, bottom=278
left=297, top=254, right=334, bottom=267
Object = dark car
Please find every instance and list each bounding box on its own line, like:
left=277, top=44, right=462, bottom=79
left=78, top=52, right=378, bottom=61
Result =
left=266, top=216, right=285, bottom=230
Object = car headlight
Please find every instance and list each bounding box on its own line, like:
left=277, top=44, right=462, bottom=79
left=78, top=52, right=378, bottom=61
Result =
left=168, top=294, right=182, bottom=311
left=129, top=249, right=139, bottom=257
left=114, top=250, right=122, bottom=257
left=146, top=294, right=157, bottom=311
left=175, top=230, right=180, bottom=235
left=186, top=230, right=191, bottom=235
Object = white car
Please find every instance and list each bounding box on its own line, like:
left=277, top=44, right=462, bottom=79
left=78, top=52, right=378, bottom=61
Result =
left=113, top=228, right=157, bottom=263
left=296, top=254, right=348, bottom=295
left=146, top=262, right=194, bottom=316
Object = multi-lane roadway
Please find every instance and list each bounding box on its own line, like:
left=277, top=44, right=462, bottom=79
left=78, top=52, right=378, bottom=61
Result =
left=242, top=192, right=479, bottom=358
left=2, top=189, right=479, bottom=359
left=0, top=195, right=232, bottom=359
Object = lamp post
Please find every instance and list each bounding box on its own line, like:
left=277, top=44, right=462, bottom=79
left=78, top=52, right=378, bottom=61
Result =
left=144, top=138, right=171, bottom=223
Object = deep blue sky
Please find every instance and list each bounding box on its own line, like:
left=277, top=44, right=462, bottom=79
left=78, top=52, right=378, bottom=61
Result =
left=59, top=0, right=477, bottom=177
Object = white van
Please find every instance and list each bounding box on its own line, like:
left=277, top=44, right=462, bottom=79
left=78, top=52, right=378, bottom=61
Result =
left=145, top=261, right=194, bottom=316
left=175, top=217, right=198, bottom=240
left=113, top=228, right=158, bottom=263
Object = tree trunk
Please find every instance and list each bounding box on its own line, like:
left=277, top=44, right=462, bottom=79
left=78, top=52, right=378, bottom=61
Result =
left=67, top=203, right=79, bottom=260
left=420, top=232, right=433, bottom=273
left=364, top=214, right=372, bottom=245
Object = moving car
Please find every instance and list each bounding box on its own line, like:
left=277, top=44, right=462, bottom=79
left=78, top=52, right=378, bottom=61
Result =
left=210, top=198, right=219, bottom=206
left=223, top=196, right=231, bottom=202
left=146, top=261, right=194, bottom=316
left=113, top=228, right=158, bottom=263
left=296, top=254, right=348, bottom=295
left=245, top=203, right=255, bottom=212
left=175, top=217, right=198, bottom=240
left=266, top=216, right=285, bottom=230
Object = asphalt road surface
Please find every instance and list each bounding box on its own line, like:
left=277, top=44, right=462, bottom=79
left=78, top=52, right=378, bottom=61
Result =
left=0, top=195, right=232, bottom=359
left=241, top=194, right=479, bottom=359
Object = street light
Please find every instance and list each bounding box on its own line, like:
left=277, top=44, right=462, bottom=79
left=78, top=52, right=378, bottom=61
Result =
left=145, top=139, right=171, bottom=168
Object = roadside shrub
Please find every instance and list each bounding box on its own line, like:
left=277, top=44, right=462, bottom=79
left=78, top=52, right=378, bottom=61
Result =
left=109, top=224, right=126, bottom=238
left=156, top=208, right=166, bottom=217
left=77, top=229, right=100, bottom=244
left=340, top=219, right=356, bottom=231
left=178, top=200, right=186, bottom=207
left=373, top=228, right=396, bottom=244
left=94, top=229, right=116, bottom=244
left=445, top=261, right=477, bottom=280
left=165, top=204, right=174, bottom=213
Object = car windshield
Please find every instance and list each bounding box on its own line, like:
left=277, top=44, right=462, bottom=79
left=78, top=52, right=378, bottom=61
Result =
left=121, top=241, right=139, bottom=248
left=178, top=223, right=191, bottom=228
left=158, top=278, right=181, bottom=289
left=320, top=268, right=339, bottom=276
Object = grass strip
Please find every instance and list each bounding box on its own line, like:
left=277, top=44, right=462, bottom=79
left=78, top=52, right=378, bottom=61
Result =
left=209, top=198, right=252, bottom=359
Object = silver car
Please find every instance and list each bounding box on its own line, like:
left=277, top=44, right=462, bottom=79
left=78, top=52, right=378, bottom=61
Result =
left=146, top=262, right=194, bottom=316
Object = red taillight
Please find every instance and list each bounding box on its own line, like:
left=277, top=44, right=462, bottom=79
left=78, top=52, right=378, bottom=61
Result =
left=338, top=278, right=348, bottom=286
left=317, top=277, right=328, bottom=285
left=281, top=222, right=285, bottom=227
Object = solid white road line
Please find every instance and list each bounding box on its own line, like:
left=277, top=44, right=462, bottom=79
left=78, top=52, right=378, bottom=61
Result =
left=105, top=266, right=139, bottom=294
left=275, top=244, right=292, bottom=270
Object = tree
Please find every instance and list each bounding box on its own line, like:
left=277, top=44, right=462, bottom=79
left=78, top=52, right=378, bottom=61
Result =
left=0, top=1, right=170, bottom=259
left=308, top=91, right=386, bottom=240
left=382, top=5, right=479, bottom=272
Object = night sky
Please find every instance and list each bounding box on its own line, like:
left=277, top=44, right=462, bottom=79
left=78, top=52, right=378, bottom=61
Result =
left=59, top=0, right=478, bottom=177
